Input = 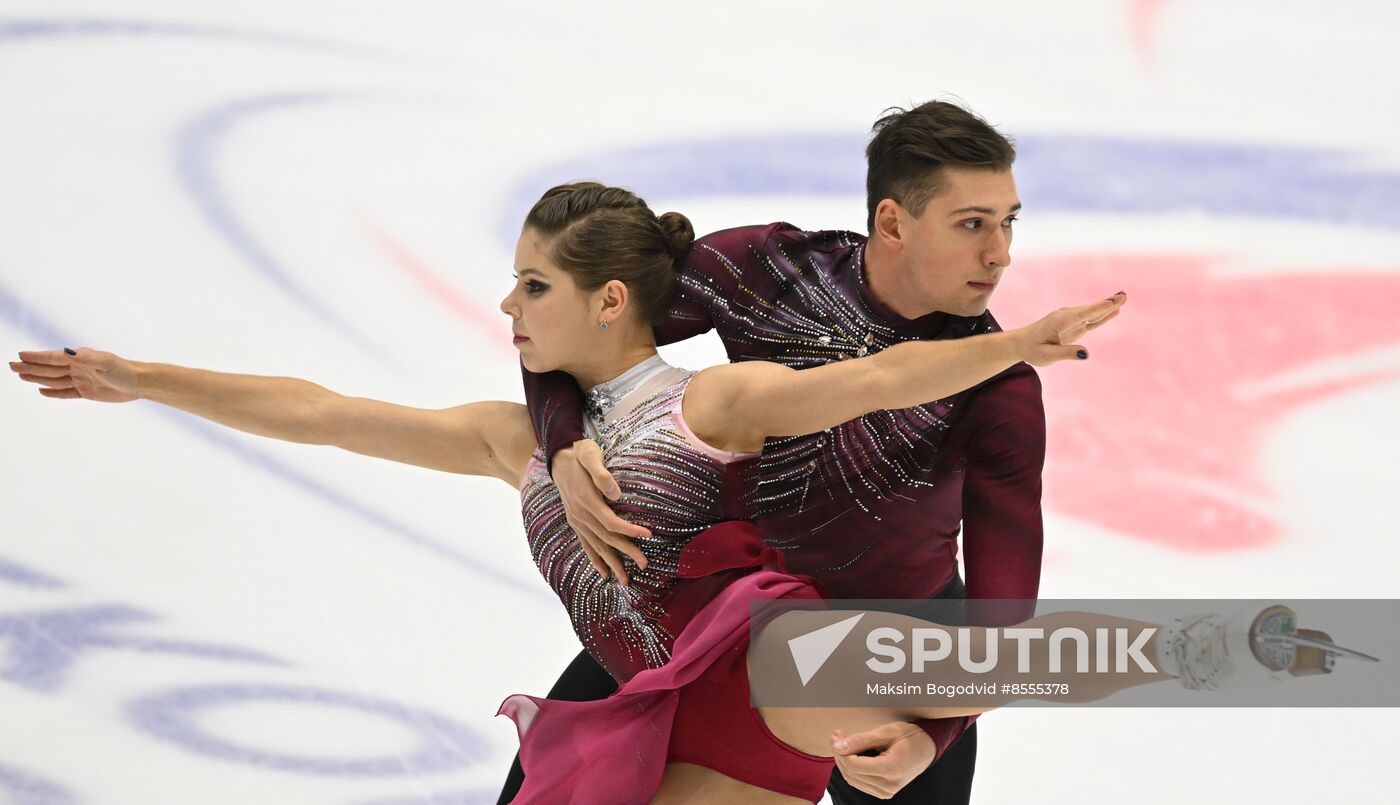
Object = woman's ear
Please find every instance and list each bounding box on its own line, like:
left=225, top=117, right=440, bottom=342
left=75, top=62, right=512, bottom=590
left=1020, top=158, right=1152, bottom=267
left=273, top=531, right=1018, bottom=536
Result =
left=598, top=279, right=630, bottom=325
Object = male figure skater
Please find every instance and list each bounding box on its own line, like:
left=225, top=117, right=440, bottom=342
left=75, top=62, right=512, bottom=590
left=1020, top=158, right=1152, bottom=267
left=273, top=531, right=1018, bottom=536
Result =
left=510, top=99, right=1043, bottom=804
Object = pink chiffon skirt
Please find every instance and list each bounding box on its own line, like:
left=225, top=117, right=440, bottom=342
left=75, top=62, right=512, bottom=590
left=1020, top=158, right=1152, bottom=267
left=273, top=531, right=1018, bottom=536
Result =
left=498, top=522, right=833, bottom=803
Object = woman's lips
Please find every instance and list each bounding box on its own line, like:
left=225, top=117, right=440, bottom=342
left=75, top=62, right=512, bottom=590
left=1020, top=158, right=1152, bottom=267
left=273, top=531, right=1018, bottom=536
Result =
left=512, top=335, right=530, bottom=345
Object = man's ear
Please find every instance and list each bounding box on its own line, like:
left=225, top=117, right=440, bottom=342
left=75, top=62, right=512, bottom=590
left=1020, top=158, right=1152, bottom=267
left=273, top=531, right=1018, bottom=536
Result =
left=872, top=198, right=906, bottom=250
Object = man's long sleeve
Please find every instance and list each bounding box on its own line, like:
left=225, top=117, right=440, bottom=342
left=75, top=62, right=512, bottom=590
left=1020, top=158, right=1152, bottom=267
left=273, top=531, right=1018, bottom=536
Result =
left=520, top=364, right=589, bottom=469
left=915, top=365, right=1045, bottom=759
left=959, top=366, right=1046, bottom=605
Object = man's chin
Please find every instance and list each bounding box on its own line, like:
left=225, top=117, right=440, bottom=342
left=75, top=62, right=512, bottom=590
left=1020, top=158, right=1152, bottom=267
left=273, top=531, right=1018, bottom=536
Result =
left=956, top=301, right=991, bottom=318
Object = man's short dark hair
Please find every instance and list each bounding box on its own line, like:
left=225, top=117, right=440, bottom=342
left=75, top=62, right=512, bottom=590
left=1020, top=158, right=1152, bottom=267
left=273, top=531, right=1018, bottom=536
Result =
left=865, top=100, right=1016, bottom=233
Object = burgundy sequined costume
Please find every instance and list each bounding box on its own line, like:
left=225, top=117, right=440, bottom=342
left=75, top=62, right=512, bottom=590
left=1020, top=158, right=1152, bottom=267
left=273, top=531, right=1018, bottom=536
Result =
left=523, top=223, right=1047, bottom=757
left=500, top=356, right=834, bottom=802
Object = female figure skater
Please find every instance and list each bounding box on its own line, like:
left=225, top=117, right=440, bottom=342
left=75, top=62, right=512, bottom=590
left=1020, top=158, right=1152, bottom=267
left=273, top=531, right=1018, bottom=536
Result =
left=10, top=183, right=1329, bottom=804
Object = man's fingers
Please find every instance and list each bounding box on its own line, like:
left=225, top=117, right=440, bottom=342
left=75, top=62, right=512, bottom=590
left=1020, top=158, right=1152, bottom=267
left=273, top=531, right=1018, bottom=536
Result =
left=574, top=441, right=622, bottom=500
left=577, top=504, right=648, bottom=569
left=568, top=509, right=631, bottom=584
left=588, top=503, right=652, bottom=540
left=830, top=723, right=929, bottom=798
left=832, top=726, right=896, bottom=755
left=833, top=766, right=895, bottom=799
left=598, top=546, right=629, bottom=586
left=575, top=532, right=611, bottom=579
left=839, top=778, right=895, bottom=798
left=560, top=482, right=616, bottom=539
left=568, top=516, right=619, bottom=580
left=831, top=750, right=891, bottom=786
left=593, top=530, right=649, bottom=570
left=838, top=749, right=903, bottom=774
left=576, top=493, right=650, bottom=568
left=837, top=757, right=900, bottom=787
left=568, top=507, right=616, bottom=556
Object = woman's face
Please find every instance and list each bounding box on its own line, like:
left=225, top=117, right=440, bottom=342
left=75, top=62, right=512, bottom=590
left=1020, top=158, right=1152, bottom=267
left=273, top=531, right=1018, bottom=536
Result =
left=499, top=228, right=601, bottom=373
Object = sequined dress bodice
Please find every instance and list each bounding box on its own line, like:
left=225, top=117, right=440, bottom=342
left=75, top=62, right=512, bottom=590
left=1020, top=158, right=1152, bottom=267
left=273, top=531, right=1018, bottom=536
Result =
left=518, top=364, right=760, bottom=682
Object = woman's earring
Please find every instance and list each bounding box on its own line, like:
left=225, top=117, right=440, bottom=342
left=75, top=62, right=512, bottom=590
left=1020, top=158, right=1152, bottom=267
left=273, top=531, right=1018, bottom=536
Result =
left=599, top=321, right=609, bottom=330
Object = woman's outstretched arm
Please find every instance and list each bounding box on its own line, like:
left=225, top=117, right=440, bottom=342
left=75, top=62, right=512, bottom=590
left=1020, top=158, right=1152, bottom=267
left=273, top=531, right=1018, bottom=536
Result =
left=10, top=348, right=536, bottom=486
left=684, top=293, right=1125, bottom=451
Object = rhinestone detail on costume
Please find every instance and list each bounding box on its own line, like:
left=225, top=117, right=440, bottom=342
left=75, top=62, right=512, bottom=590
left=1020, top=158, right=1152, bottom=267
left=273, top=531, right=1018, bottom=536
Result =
left=680, top=235, right=996, bottom=532
left=520, top=370, right=753, bottom=682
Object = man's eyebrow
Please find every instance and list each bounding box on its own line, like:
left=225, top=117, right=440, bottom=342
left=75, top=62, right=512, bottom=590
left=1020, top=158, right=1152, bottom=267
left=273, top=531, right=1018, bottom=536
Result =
left=947, top=202, right=1023, bottom=216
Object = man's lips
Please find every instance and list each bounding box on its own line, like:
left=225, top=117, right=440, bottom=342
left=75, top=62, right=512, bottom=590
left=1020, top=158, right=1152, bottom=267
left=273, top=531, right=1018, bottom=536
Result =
left=967, top=280, right=997, bottom=291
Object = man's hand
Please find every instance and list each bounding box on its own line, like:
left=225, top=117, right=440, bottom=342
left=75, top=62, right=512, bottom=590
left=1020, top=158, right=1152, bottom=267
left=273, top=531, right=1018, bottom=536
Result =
left=552, top=439, right=651, bottom=585
left=829, top=723, right=937, bottom=799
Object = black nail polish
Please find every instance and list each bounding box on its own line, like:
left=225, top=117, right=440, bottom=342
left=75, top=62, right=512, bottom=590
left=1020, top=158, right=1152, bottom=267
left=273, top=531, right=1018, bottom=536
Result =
left=1077, top=349, right=1088, bottom=360
left=63, top=348, right=76, bottom=356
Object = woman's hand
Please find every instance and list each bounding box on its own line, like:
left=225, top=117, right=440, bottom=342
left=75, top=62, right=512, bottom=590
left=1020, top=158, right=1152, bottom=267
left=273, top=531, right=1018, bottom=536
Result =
left=1012, top=291, right=1127, bottom=367
left=9, top=348, right=140, bottom=402
left=552, top=440, right=652, bottom=585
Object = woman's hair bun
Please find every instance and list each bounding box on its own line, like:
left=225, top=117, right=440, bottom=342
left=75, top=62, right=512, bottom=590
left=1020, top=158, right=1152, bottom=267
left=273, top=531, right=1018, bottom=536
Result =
left=657, top=211, right=695, bottom=260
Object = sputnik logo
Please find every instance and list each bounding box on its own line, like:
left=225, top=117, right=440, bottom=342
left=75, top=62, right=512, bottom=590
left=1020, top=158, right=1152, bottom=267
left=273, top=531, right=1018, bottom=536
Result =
left=788, top=614, right=865, bottom=686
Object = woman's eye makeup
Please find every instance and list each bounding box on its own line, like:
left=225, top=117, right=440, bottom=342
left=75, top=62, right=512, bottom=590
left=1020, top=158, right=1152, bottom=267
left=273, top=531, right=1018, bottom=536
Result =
left=511, top=273, right=549, bottom=294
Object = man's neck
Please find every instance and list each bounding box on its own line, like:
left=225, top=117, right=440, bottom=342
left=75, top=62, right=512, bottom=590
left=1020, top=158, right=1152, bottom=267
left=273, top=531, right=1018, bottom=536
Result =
left=864, top=240, right=934, bottom=320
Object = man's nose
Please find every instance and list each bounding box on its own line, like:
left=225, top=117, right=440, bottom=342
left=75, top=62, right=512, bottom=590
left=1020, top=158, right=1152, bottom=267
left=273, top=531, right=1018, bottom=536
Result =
left=985, top=229, right=1011, bottom=268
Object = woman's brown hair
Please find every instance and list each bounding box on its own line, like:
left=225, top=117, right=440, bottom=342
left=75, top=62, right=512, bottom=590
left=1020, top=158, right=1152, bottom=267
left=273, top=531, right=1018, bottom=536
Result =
left=524, top=182, right=694, bottom=325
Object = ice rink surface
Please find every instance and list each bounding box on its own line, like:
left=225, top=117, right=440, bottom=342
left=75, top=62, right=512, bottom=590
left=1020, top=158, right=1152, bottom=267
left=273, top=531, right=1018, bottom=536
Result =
left=2, top=2, right=1398, bottom=802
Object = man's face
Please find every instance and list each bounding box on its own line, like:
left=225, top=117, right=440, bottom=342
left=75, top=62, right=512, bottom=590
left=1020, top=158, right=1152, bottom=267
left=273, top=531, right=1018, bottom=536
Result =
left=896, top=167, right=1020, bottom=317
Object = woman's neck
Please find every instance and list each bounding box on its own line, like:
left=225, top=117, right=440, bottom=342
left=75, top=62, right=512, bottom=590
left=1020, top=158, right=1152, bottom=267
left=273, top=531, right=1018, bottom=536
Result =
left=569, top=344, right=662, bottom=391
